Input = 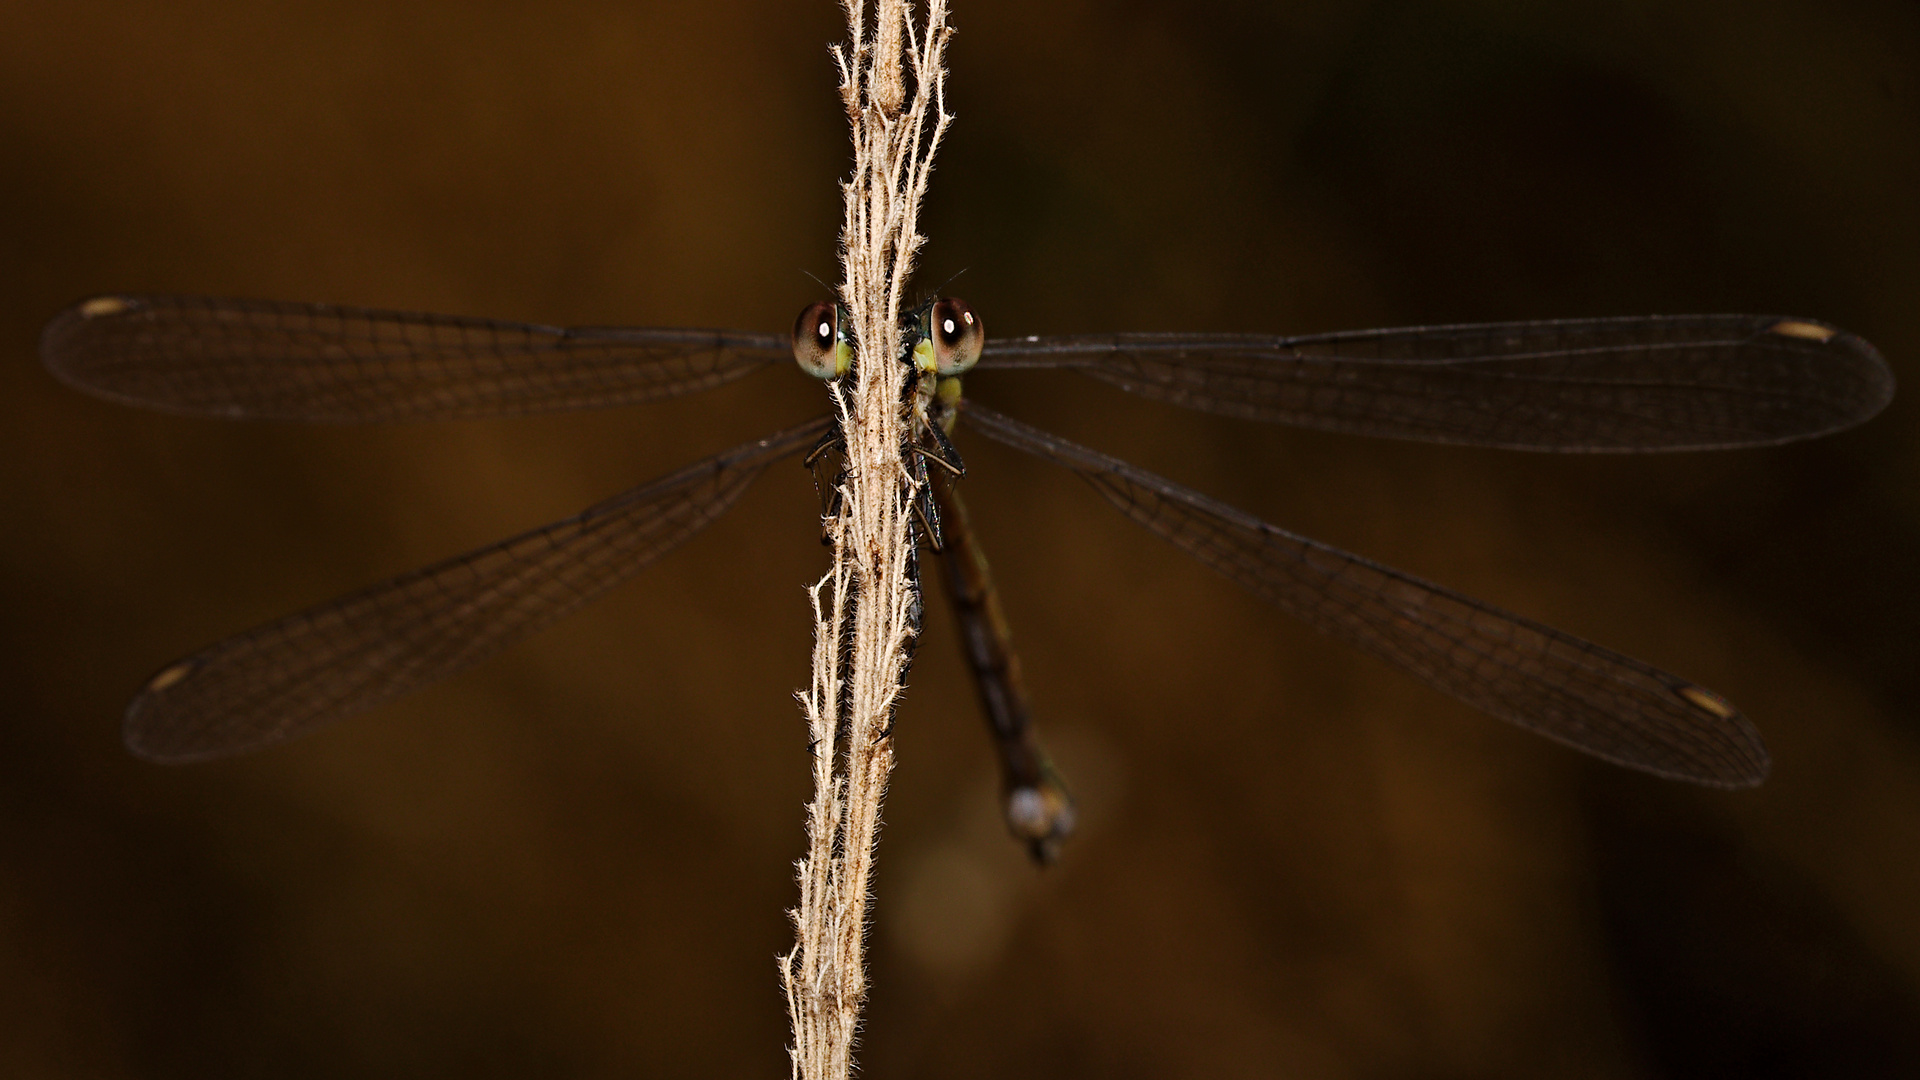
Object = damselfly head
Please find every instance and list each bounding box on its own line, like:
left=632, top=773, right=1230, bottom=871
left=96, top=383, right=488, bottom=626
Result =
left=792, top=300, right=851, bottom=379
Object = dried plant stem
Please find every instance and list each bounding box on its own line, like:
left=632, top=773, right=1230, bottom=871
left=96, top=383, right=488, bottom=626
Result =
left=782, top=2, right=953, bottom=1078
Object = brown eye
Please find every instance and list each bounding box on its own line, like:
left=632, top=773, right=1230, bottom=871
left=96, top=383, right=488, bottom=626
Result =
left=792, top=301, right=847, bottom=379
left=931, top=297, right=982, bottom=375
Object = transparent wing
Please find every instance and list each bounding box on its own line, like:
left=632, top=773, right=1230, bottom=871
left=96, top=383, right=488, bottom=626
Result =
left=125, top=417, right=831, bottom=762
left=961, top=403, right=1767, bottom=786
left=40, top=295, right=791, bottom=422
left=977, top=315, right=1892, bottom=452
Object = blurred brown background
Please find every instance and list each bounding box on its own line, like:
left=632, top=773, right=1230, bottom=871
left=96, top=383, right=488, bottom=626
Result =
left=3, top=0, right=1917, bottom=1076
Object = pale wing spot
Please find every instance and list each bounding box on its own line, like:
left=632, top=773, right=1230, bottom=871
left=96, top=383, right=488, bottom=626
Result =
left=79, top=296, right=132, bottom=319
left=1768, top=319, right=1836, bottom=343
left=146, top=660, right=197, bottom=693
left=1677, top=683, right=1737, bottom=719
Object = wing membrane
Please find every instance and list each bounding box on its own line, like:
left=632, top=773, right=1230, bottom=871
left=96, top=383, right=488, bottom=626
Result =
left=978, top=315, right=1892, bottom=451
left=961, top=403, right=1767, bottom=786
left=125, top=417, right=830, bottom=762
left=40, top=295, right=790, bottom=422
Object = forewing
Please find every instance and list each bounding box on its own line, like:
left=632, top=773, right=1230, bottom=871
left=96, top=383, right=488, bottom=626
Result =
left=126, top=418, right=830, bottom=762
left=41, top=295, right=791, bottom=422
left=978, top=315, right=1892, bottom=451
left=962, top=404, right=1767, bottom=786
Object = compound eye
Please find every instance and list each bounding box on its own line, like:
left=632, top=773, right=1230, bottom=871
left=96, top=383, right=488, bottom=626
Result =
left=931, top=297, right=983, bottom=375
left=792, top=301, right=847, bottom=379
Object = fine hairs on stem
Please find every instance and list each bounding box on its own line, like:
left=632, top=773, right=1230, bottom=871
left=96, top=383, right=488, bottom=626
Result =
left=781, top=2, right=953, bottom=1079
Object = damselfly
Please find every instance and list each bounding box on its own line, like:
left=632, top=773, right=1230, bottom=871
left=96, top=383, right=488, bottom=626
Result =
left=40, top=295, right=1892, bottom=861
